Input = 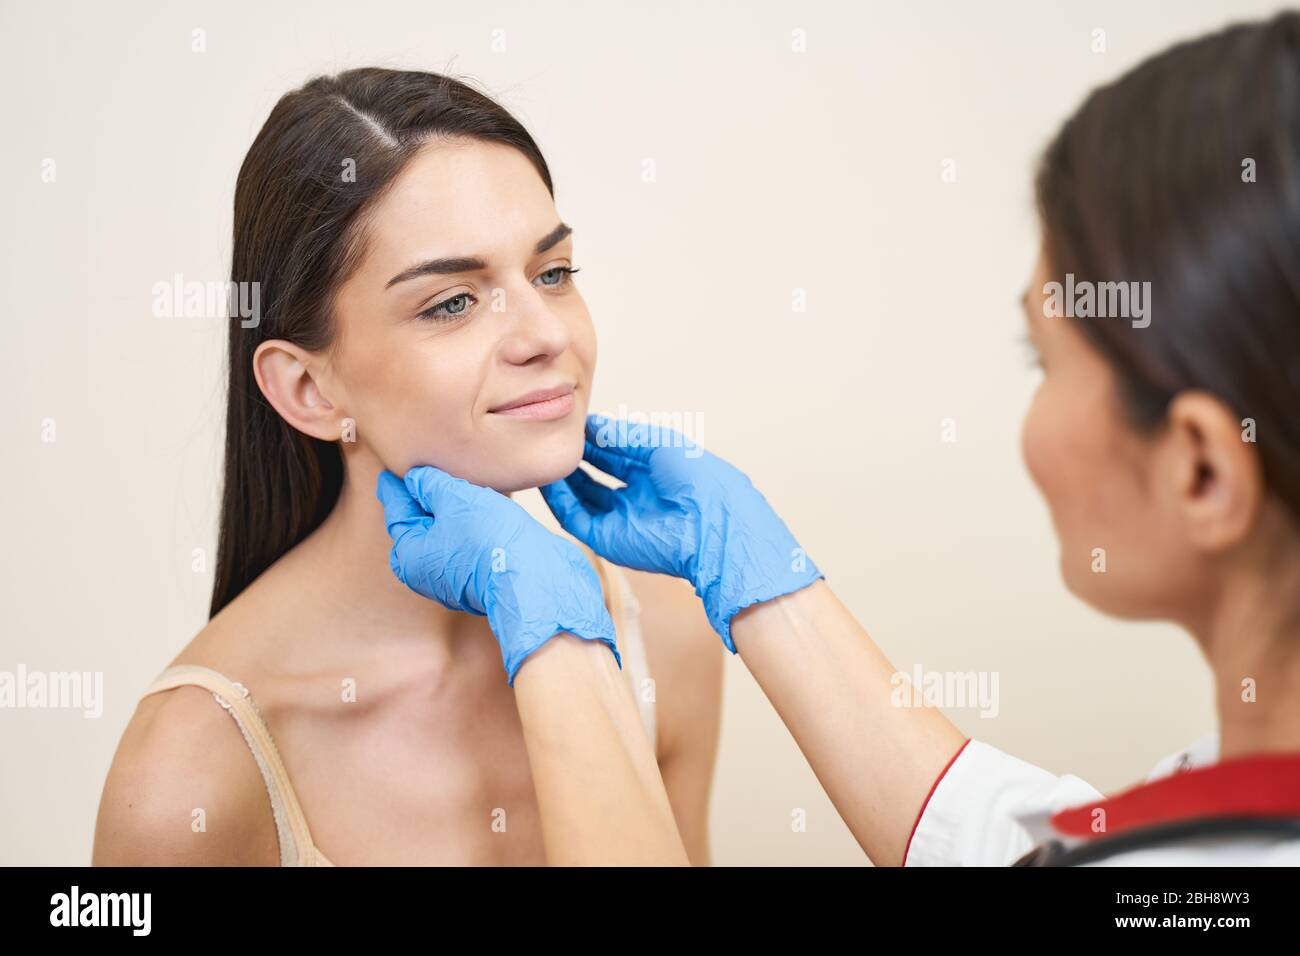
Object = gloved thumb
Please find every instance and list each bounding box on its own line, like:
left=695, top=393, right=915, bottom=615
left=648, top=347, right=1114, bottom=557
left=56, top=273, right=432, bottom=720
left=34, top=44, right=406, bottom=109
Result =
left=402, top=464, right=466, bottom=513
left=539, top=477, right=594, bottom=546
left=376, top=470, right=430, bottom=538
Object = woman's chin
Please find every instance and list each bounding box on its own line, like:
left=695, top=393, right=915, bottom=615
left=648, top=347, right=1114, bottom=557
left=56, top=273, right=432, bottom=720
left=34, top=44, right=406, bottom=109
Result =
left=497, top=458, right=583, bottom=494
left=483, top=434, right=585, bottom=494
left=403, top=424, right=586, bottom=494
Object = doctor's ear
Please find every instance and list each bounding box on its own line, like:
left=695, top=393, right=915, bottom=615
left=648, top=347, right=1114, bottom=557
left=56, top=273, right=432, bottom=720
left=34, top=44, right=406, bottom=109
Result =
left=252, top=340, right=348, bottom=442
left=1159, top=391, right=1265, bottom=552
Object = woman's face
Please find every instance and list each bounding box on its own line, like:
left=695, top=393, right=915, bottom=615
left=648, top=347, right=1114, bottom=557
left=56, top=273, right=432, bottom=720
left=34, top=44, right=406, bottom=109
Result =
left=1019, top=250, right=1202, bottom=619
left=326, top=138, right=595, bottom=492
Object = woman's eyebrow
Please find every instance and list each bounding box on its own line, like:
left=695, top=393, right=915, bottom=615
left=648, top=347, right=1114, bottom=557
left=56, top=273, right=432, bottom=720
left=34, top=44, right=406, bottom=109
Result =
left=385, top=222, right=573, bottom=290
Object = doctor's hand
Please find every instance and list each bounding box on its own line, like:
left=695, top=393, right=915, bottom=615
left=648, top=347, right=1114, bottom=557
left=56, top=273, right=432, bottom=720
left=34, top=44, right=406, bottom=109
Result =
left=376, top=466, right=620, bottom=685
left=540, top=414, right=823, bottom=651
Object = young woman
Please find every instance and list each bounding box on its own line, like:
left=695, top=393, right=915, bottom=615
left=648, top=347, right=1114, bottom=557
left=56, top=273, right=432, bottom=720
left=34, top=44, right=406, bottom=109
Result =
left=378, top=12, right=1300, bottom=865
left=92, top=69, right=722, bottom=866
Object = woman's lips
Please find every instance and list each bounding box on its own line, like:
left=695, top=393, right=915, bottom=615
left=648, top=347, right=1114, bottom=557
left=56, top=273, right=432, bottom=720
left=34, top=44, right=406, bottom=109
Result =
left=489, top=385, right=577, bottom=421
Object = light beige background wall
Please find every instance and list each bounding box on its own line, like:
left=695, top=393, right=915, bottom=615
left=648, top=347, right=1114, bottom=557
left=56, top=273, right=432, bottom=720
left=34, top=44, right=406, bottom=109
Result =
left=1, top=0, right=1274, bottom=865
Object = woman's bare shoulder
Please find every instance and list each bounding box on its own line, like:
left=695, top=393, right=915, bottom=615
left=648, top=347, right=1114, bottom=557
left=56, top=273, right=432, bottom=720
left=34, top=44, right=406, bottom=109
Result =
left=93, top=616, right=280, bottom=866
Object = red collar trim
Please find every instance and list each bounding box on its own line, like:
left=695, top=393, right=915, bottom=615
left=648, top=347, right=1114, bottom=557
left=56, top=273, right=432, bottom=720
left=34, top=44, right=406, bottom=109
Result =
left=1050, top=749, right=1300, bottom=839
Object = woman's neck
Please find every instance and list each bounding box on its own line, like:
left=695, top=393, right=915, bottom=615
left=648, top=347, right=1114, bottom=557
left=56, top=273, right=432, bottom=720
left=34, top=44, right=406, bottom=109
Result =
left=284, top=447, right=485, bottom=661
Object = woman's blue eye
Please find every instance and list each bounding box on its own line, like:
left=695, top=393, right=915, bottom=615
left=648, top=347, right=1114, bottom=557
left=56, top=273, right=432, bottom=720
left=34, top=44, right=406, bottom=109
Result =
left=537, top=265, right=579, bottom=287
left=419, top=293, right=474, bottom=322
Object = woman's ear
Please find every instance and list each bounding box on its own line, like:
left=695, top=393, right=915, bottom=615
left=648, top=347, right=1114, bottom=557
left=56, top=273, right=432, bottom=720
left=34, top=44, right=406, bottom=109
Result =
left=1162, top=390, right=1264, bottom=552
left=252, top=340, right=347, bottom=442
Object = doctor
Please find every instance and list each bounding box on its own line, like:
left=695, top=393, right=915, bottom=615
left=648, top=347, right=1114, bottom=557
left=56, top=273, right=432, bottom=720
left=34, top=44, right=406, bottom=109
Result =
left=375, top=12, right=1300, bottom=866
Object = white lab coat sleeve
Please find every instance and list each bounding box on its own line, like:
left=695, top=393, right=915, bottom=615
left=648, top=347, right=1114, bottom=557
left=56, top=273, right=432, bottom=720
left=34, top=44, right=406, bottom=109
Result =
left=904, top=739, right=1105, bottom=866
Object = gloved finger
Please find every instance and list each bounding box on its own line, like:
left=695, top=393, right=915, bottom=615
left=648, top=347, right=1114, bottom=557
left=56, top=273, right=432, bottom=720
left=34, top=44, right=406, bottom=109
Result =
left=539, top=476, right=595, bottom=545
left=377, top=472, right=433, bottom=592
left=585, top=414, right=684, bottom=467
left=564, top=466, right=617, bottom=512
left=402, top=464, right=468, bottom=513
left=582, top=438, right=648, bottom=483
left=376, top=470, right=430, bottom=539
left=583, top=415, right=655, bottom=475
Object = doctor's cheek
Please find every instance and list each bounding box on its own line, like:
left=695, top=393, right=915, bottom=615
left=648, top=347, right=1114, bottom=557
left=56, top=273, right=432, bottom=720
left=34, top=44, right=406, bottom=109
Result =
left=1020, top=393, right=1088, bottom=583
left=1020, top=395, right=1061, bottom=518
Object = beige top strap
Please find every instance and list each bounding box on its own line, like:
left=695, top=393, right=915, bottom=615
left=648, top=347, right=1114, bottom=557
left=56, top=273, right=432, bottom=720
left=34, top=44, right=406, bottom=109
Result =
left=140, top=664, right=327, bottom=866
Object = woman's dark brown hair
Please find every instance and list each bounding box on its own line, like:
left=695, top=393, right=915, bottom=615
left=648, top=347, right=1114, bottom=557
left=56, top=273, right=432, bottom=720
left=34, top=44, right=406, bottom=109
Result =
left=211, top=69, right=554, bottom=616
left=1036, top=11, right=1300, bottom=520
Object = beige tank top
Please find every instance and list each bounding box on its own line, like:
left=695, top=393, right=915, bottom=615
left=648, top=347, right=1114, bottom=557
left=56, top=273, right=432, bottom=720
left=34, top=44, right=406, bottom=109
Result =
left=138, top=552, right=655, bottom=867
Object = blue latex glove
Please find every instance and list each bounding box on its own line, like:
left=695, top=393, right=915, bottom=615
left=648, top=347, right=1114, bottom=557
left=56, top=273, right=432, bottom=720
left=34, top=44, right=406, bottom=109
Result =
left=540, top=415, right=823, bottom=652
left=376, top=465, right=620, bottom=685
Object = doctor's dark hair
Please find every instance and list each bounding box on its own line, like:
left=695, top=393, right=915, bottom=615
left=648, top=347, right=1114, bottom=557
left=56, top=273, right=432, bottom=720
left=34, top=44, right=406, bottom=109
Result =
left=1035, top=11, right=1300, bottom=522
left=210, top=68, right=554, bottom=617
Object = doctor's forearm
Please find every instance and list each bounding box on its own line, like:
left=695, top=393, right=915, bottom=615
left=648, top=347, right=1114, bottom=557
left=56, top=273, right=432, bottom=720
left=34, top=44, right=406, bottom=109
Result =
left=512, top=634, right=689, bottom=866
left=732, top=580, right=966, bottom=866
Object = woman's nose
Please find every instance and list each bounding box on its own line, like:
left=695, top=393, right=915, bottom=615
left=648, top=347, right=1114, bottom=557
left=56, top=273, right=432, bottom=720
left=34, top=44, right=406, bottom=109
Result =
left=497, top=284, right=572, bottom=365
